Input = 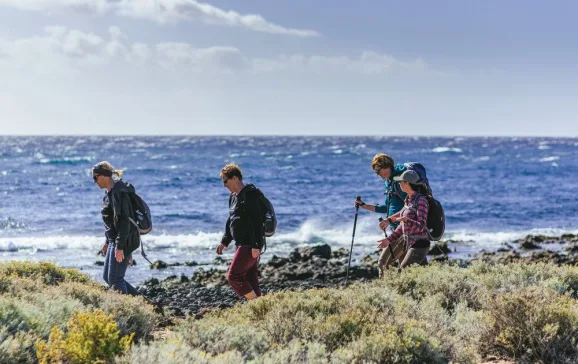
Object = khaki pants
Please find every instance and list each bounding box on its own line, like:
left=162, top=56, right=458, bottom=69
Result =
left=377, top=239, right=407, bottom=278
left=399, top=247, right=429, bottom=269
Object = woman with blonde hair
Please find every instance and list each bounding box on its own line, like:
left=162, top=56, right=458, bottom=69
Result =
left=92, top=161, right=140, bottom=295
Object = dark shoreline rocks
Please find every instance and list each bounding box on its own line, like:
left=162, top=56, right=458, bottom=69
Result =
left=139, top=243, right=377, bottom=318
left=139, top=234, right=578, bottom=318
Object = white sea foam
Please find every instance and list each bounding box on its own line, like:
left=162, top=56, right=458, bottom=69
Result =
left=1, top=223, right=577, bottom=259
left=432, top=147, right=463, bottom=153
left=539, top=156, right=560, bottom=162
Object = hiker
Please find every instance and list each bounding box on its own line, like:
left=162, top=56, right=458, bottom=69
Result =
left=376, top=170, right=430, bottom=268
left=354, top=153, right=407, bottom=277
left=216, top=163, right=264, bottom=301
left=93, top=161, right=140, bottom=295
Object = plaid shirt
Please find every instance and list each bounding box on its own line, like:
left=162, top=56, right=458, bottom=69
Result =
left=386, top=193, right=429, bottom=247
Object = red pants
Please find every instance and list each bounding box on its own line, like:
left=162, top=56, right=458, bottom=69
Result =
left=227, top=246, right=262, bottom=297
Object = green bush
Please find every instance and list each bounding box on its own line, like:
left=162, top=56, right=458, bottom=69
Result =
left=120, top=339, right=243, bottom=364
left=7, top=260, right=578, bottom=363
left=66, top=283, right=158, bottom=341
left=483, top=287, right=578, bottom=363
left=174, top=317, right=271, bottom=359
left=36, top=309, right=133, bottom=364
left=332, top=328, right=445, bottom=364
left=251, top=340, right=328, bottom=364
left=0, top=327, right=36, bottom=364
left=129, top=262, right=578, bottom=363
left=0, top=261, right=92, bottom=286
left=0, top=261, right=159, bottom=363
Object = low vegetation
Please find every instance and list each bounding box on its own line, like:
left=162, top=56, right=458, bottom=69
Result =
left=3, top=261, right=578, bottom=363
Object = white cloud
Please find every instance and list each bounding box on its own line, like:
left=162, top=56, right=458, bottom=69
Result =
left=156, top=43, right=248, bottom=72
left=253, top=51, right=428, bottom=75
left=0, top=26, right=428, bottom=76
left=0, top=0, right=320, bottom=37
left=0, top=0, right=110, bottom=13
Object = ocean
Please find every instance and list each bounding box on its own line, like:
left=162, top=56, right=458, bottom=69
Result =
left=1, top=136, right=577, bottom=283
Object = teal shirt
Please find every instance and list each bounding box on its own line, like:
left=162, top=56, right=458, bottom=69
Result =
left=375, top=164, right=407, bottom=221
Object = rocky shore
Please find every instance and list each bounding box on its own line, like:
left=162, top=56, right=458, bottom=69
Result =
left=139, top=234, right=578, bottom=318
left=139, top=244, right=378, bottom=317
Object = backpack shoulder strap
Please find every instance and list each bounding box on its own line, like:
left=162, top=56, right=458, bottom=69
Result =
left=387, top=178, right=403, bottom=199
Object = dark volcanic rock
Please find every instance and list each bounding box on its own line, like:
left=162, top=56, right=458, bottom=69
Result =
left=267, top=255, right=289, bottom=268
left=515, top=235, right=558, bottom=245
left=298, top=244, right=332, bottom=260
left=332, top=248, right=349, bottom=259
left=139, top=234, right=578, bottom=319
left=150, top=260, right=169, bottom=269
left=140, top=244, right=378, bottom=318
left=520, top=241, right=541, bottom=250
left=213, top=256, right=230, bottom=266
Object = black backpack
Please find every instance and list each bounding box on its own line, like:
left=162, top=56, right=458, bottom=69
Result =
left=128, top=191, right=152, bottom=235
left=257, top=191, right=277, bottom=237
left=241, top=186, right=277, bottom=238
left=404, top=163, right=445, bottom=241
left=125, top=183, right=153, bottom=263
left=424, top=196, right=445, bottom=241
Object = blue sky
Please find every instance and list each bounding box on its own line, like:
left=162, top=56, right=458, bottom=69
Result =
left=0, top=0, right=577, bottom=136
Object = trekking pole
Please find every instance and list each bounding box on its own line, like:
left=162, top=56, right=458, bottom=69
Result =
left=345, top=196, right=361, bottom=287
left=379, top=217, right=400, bottom=268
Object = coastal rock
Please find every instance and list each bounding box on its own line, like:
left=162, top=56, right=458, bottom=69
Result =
left=140, top=244, right=379, bottom=317
left=298, top=244, right=332, bottom=260
left=332, top=248, right=349, bottom=259
left=520, top=241, right=541, bottom=250
left=213, top=256, right=230, bottom=266
left=267, top=255, right=289, bottom=268
left=515, top=235, right=558, bottom=245
left=150, top=260, right=168, bottom=269
left=139, top=235, right=578, bottom=319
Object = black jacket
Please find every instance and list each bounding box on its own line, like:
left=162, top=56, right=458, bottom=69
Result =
left=101, top=180, right=140, bottom=254
left=220, top=184, right=265, bottom=249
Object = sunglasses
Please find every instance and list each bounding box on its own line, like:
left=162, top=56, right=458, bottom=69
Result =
left=374, top=167, right=382, bottom=174
left=93, top=175, right=100, bottom=182
left=222, top=178, right=229, bottom=186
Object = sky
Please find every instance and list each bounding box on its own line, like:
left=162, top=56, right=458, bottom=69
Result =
left=0, top=0, right=577, bottom=136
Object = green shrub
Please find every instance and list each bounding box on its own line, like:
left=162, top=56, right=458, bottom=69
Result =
left=175, top=317, right=271, bottom=359
left=0, top=261, right=159, bottom=363
left=9, top=260, right=578, bottom=363
left=121, top=339, right=243, bottom=364
left=483, top=287, right=578, bottom=363
left=0, top=261, right=92, bottom=286
left=0, top=327, right=36, bottom=364
left=251, top=340, right=329, bottom=364
left=36, top=309, right=134, bottom=364
left=331, top=325, right=445, bottom=364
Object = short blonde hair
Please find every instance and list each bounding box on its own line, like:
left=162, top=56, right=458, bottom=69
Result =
left=94, top=161, right=124, bottom=180
left=220, top=163, right=242, bottom=181
left=371, top=153, right=395, bottom=170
